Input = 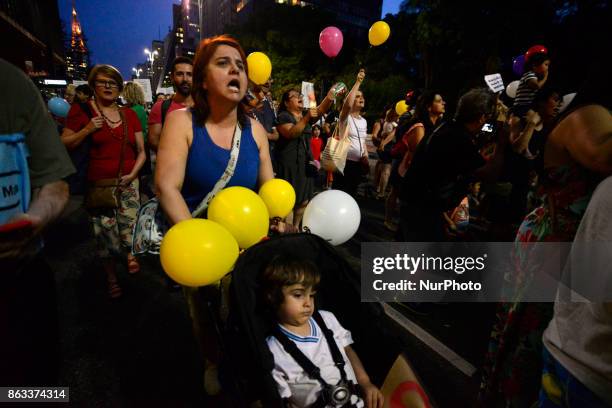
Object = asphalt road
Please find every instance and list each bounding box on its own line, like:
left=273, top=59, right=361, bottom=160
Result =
left=40, top=170, right=494, bottom=407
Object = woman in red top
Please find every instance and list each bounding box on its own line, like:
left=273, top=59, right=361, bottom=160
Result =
left=61, top=65, right=146, bottom=298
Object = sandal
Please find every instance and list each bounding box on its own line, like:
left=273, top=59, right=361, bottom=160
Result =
left=108, top=280, right=122, bottom=298
left=127, top=254, right=140, bottom=274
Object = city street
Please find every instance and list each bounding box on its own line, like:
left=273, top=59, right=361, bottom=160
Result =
left=44, top=166, right=493, bottom=407
left=4, top=1, right=609, bottom=406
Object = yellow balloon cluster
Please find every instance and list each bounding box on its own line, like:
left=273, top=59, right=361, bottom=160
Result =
left=160, top=219, right=239, bottom=287
left=247, top=52, right=272, bottom=85
left=258, top=179, right=296, bottom=218
left=368, top=21, right=391, bottom=47
left=160, top=181, right=299, bottom=287
left=395, top=100, right=408, bottom=116
left=208, top=186, right=270, bottom=249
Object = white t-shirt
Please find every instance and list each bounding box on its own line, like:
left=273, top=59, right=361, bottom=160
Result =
left=266, top=310, right=364, bottom=408
left=344, top=115, right=368, bottom=162
left=381, top=121, right=397, bottom=138
left=543, top=175, right=612, bottom=405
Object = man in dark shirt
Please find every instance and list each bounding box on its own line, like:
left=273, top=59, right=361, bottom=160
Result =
left=0, top=59, right=75, bottom=386
left=399, top=88, right=506, bottom=241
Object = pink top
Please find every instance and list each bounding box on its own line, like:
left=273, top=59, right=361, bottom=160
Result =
left=147, top=99, right=188, bottom=126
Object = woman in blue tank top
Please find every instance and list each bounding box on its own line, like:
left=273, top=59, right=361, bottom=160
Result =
left=155, top=35, right=273, bottom=223
left=154, top=35, right=275, bottom=396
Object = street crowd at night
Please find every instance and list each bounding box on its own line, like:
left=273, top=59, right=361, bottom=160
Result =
left=1, top=0, right=611, bottom=407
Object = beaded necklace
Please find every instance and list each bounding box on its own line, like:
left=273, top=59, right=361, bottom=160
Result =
left=94, top=98, right=121, bottom=125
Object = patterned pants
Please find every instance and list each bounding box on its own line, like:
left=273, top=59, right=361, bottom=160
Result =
left=90, top=179, right=140, bottom=259
left=539, top=348, right=610, bottom=408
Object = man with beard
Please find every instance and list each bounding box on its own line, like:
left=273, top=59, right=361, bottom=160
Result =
left=148, top=56, right=193, bottom=151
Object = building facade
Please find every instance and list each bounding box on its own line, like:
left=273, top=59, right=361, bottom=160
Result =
left=154, top=0, right=202, bottom=92
left=0, top=0, right=66, bottom=77
left=66, top=4, right=89, bottom=81
left=207, top=0, right=383, bottom=39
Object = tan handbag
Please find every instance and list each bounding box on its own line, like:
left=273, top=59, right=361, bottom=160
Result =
left=85, top=110, right=129, bottom=210
left=320, top=119, right=351, bottom=174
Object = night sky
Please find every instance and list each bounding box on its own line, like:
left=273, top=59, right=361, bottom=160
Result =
left=58, top=0, right=403, bottom=80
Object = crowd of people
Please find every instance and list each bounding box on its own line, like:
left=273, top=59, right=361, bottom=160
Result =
left=1, top=30, right=611, bottom=408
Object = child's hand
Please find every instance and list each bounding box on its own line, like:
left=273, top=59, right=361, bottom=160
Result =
left=361, top=382, right=384, bottom=408
left=269, top=218, right=299, bottom=234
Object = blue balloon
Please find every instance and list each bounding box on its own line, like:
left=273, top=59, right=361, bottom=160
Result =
left=48, top=97, right=70, bottom=118
left=512, top=54, right=525, bottom=77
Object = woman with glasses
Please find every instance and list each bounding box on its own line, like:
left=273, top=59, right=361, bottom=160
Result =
left=276, top=85, right=339, bottom=227
left=61, top=64, right=146, bottom=298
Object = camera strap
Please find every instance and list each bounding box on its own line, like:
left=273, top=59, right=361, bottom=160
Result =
left=272, top=310, right=359, bottom=407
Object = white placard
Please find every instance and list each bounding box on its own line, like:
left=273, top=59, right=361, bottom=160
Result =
left=72, top=80, right=88, bottom=86
left=484, top=74, right=504, bottom=93
left=156, top=86, right=174, bottom=95
left=301, top=81, right=316, bottom=108
left=134, top=78, right=153, bottom=103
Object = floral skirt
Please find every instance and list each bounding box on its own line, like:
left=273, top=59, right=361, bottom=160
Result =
left=90, top=179, right=140, bottom=259
left=479, top=205, right=567, bottom=407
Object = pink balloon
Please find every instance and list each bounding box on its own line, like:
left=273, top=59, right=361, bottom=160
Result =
left=319, top=26, right=343, bottom=58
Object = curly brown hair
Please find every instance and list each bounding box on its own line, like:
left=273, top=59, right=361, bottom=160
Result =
left=191, top=35, right=249, bottom=128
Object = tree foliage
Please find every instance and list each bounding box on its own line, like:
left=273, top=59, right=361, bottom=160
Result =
left=227, top=1, right=611, bottom=122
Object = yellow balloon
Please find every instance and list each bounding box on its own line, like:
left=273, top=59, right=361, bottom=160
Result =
left=208, top=186, right=270, bottom=248
left=395, top=100, right=408, bottom=116
left=247, top=52, right=272, bottom=85
left=368, top=21, right=391, bottom=47
left=258, top=178, right=296, bottom=218
left=160, top=219, right=239, bottom=287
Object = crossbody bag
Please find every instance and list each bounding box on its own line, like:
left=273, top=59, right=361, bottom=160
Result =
left=132, top=124, right=242, bottom=255
left=84, top=109, right=129, bottom=210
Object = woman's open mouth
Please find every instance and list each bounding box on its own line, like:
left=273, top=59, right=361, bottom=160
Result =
left=228, top=79, right=241, bottom=93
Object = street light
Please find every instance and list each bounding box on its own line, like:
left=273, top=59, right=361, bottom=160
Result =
left=132, top=67, right=143, bottom=78
left=144, top=48, right=159, bottom=66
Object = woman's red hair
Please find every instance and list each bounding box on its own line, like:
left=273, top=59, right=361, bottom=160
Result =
left=191, top=35, right=249, bottom=127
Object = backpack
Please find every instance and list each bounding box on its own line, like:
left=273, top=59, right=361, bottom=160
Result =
left=161, top=99, right=172, bottom=126
left=401, top=122, right=470, bottom=212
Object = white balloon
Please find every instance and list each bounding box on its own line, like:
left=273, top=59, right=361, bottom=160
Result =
left=302, top=190, right=361, bottom=246
left=506, top=80, right=520, bottom=99
left=558, top=92, right=577, bottom=114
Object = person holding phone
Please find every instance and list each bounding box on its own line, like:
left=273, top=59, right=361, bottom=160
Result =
left=332, top=69, right=368, bottom=197
left=0, top=58, right=75, bottom=386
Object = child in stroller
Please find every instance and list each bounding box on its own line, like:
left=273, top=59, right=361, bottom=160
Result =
left=221, top=233, right=430, bottom=408
left=260, top=255, right=384, bottom=408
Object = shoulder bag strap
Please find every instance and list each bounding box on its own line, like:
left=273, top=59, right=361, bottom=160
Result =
left=117, top=109, right=129, bottom=179
left=191, top=123, right=242, bottom=218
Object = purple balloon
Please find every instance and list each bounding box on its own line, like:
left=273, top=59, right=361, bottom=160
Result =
left=319, top=26, right=343, bottom=58
left=512, top=54, right=525, bottom=77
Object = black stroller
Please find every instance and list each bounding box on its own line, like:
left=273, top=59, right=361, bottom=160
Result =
left=215, top=233, right=404, bottom=407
